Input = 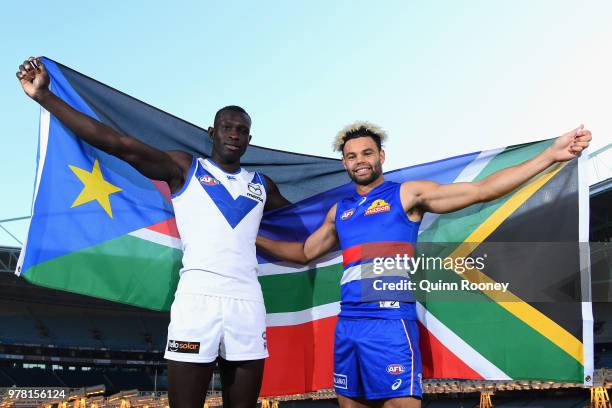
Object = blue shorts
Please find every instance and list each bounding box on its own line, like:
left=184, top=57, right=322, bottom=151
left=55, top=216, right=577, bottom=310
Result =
left=333, top=317, right=423, bottom=400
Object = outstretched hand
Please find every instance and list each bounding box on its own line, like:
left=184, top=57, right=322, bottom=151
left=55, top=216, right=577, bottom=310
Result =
left=547, top=125, right=593, bottom=162
left=16, top=57, right=50, bottom=101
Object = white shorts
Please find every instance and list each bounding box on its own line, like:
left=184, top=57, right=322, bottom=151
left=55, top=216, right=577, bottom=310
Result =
left=164, top=293, right=268, bottom=363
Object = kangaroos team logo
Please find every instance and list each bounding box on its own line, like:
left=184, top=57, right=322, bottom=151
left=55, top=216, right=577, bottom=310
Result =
left=364, top=199, right=391, bottom=216
left=199, top=175, right=219, bottom=186
left=248, top=183, right=263, bottom=196
left=340, top=208, right=355, bottom=220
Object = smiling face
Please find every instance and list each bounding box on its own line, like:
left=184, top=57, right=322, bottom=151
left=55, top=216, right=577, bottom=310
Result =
left=208, top=109, right=252, bottom=164
left=342, top=136, right=385, bottom=186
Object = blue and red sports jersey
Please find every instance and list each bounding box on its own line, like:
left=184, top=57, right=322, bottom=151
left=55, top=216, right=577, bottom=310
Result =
left=335, top=181, right=420, bottom=319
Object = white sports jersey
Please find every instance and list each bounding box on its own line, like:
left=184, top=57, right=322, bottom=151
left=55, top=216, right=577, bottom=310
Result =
left=171, top=157, right=268, bottom=302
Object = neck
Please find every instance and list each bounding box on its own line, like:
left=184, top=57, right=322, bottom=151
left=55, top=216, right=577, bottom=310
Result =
left=210, top=153, right=240, bottom=173
left=355, top=176, right=385, bottom=196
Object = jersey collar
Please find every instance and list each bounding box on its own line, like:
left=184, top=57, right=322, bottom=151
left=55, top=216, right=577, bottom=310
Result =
left=352, top=180, right=388, bottom=201
left=205, top=158, right=242, bottom=175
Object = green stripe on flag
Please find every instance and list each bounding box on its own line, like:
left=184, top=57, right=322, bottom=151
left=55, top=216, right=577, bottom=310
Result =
left=416, top=140, right=583, bottom=381
left=260, top=263, right=342, bottom=313
left=428, top=301, right=583, bottom=381
left=23, top=234, right=182, bottom=311
left=416, top=263, right=584, bottom=381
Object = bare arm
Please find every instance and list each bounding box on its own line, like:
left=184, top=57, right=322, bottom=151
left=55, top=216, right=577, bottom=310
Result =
left=263, top=175, right=291, bottom=211
left=402, top=126, right=592, bottom=215
left=17, top=57, right=188, bottom=192
left=256, top=204, right=338, bottom=264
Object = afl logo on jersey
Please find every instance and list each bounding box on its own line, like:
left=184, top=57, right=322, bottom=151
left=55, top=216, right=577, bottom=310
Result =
left=340, top=208, right=355, bottom=220
left=365, top=199, right=391, bottom=216
left=199, top=175, right=219, bottom=186
left=386, top=364, right=405, bottom=375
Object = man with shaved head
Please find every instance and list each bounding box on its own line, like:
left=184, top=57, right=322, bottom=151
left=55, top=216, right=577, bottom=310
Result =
left=17, top=57, right=290, bottom=408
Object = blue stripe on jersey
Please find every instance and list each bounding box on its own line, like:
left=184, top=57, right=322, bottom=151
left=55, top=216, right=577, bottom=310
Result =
left=194, top=164, right=259, bottom=229
left=171, top=156, right=197, bottom=199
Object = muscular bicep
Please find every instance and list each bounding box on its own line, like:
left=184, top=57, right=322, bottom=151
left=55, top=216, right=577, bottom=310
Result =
left=304, top=204, right=339, bottom=261
left=402, top=180, right=483, bottom=215
left=113, top=137, right=188, bottom=191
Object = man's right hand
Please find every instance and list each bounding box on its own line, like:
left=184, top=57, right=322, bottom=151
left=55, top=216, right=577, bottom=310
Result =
left=16, top=57, right=50, bottom=101
left=15, top=56, right=189, bottom=190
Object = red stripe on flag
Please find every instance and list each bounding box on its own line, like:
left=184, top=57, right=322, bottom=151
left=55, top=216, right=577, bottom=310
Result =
left=261, top=315, right=483, bottom=396
left=145, top=180, right=181, bottom=238
left=261, top=316, right=337, bottom=396
left=146, top=218, right=180, bottom=239
left=418, top=321, right=484, bottom=379
left=151, top=179, right=172, bottom=202
left=342, top=242, right=414, bottom=267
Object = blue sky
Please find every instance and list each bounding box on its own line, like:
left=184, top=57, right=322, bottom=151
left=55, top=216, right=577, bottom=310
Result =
left=1, top=0, right=610, bottom=246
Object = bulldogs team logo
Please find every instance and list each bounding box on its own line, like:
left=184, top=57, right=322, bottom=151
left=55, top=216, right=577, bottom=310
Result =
left=386, top=364, right=406, bottom=375
left=199, top=175, right=219, bottom=186
left=167, top=340, right=200, bottom=353
left=364, top=199, right=391, bottom=216
left=340, top=208, right=355, bottom=220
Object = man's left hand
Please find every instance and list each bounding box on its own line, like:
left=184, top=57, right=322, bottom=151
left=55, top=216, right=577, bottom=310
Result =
left=547, top=125, right=593, bottom=162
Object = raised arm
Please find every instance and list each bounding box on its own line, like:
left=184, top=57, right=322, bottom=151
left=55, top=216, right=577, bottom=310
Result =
left=256, top=204, right=338, bottom=264
left=402, top=126, right=592, bottom=216
left=17, top=57, right=189, bottom=193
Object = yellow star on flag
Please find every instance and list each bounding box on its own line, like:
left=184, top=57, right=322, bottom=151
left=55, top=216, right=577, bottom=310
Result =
left=68, top=159, right=122, bottom=218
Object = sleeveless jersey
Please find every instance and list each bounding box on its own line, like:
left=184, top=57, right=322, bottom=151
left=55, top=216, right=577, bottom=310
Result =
left=171, top=157, right=267, bottom=302
left=335, top=181, right=420, bottom=319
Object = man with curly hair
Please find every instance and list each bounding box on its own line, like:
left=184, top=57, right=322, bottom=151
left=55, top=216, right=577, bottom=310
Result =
left=257, top=121, right=591, bottom=408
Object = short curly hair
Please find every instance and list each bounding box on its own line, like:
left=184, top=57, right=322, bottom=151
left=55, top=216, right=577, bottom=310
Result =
left=333, top=121, right=387, bottom=153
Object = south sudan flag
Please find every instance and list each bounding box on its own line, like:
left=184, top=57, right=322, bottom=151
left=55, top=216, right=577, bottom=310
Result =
left=17, top=58, right=593, bottom=396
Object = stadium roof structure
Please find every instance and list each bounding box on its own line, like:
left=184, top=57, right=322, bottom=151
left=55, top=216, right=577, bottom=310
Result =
left=0, top=246, right=18, bottom=274
left=591, top=176, right=612, bottom=197
left=588, top=142, right=612, bottom=186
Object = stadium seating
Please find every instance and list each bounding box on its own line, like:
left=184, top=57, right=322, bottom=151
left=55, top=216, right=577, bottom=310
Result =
left=139, top=314, right=170, bottom=351
left=104, top=370, right=155, bottom=391
left=0, top=367, right=64, bottom=387
left=27, top=303, right=104, bottom=348
left=54, top=369, right=112, bottom=388
left=0, top=297, right=169, bottom=352
left=0, top=368, right=16, bottom=386
left=0, top=300, right=46, bottom=345
left=86, top=310, right=153, bottom=351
